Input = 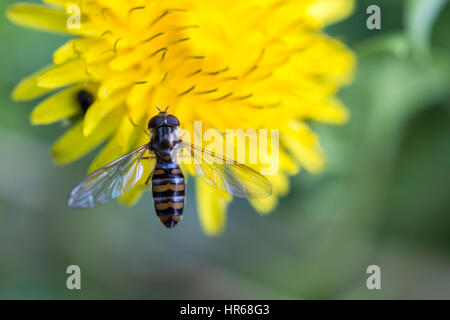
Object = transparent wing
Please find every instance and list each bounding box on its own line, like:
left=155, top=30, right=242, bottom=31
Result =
left=68, top=144, right=152, bottom=208
left=180, top=142, right=272, bottom=198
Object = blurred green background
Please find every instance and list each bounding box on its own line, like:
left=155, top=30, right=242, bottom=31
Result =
left=0, top=0, right=449, bottom=299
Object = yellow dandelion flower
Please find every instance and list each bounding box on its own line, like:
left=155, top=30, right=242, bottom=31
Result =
left=6, top=0, right=355, bottom=235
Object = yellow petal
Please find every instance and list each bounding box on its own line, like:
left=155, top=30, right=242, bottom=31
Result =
left=280, top=149, right=300, bottom=175
left=282, top=122, right=326, bottom=173
left=88, top=135, right=122, bottom=173
left=180, top=162, right=196, bottom=176
left=85, top=61, right=111, bottom=79
left=196, top=179, right=230, bottom=235
left=249, top=193, right=278, bottom=215
left=119, top=184, right=145, bottom=206
left=11, top=65, right=55, bottom=101
left=310, top=98, right=350, bottom=124
left=51, top=109, right=121, bottom=165
left=6, top=3, right=68, bottom=35
left=83, top=89, right=128, bottom=136
left=31, top=85, right=91, bottom=125
left=37, top=59, right=89, bottom=89
left=53, top=40, right=78, bottom=65
left=308, top=0, right=354, bottom=26
left=53, top=38, right=98, bottom=65
left=117, top=115, right=140, bottom=153
left=269, top=172, right=289, bottom=197
left=98, top=70, right=143, bottom=100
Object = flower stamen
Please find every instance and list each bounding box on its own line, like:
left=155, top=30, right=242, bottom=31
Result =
left=187, top=69, right=202, bottom=77
left=128, top=6, right=146, bottom=16
left=195, top=88, right=219, bottom=95
left=142, top=32, right=165, bottom=43
left=100, top=8, right=111, bottom=21
left=185, top=56, right=205, bottom=60
left=150, top=47, right=168, bottom=61
left=178, top=85, right=196, bottom=97
left=211, top=92, right=233, bottom=101
left=170, top=38, right=191, bottom=45
left=242, top=65, right=258, bottom=78
left=100, top=30, right=112, bottom=37
left=231, top=93, right=254, bottom=101
left=151, top=8, right=187, bottom=27
left=175, top=25, right=199, bottom=31
left=222, top=76, right=239, bottom=81
left=206, top=67, right=229, bottom=76
left=101, top=37, right=122, bottom=56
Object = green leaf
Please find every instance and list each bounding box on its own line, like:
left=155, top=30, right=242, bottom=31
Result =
left=405, top=0, right=448, bottom=59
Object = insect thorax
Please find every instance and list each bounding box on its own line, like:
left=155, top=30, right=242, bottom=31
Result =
left=150, top=125, right=181, bottom=162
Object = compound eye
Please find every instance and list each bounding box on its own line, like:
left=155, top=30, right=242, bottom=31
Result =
left=166, top=115, right=180, bottom=126
left=148, top=115, right=164, bottom=128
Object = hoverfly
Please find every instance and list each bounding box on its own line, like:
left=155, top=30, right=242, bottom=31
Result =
left=68, top=106, right=272, bottom=228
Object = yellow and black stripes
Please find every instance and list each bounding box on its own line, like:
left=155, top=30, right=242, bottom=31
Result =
left=152, top=161, right=185, bottom=228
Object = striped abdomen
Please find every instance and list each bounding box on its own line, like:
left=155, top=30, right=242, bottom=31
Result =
left=152, top=162, right=185, bottom=228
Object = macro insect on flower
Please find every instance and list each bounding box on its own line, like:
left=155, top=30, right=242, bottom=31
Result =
left=6, top=0, right=355, bottom=234
left=68, top=106, right=272, bottom=228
